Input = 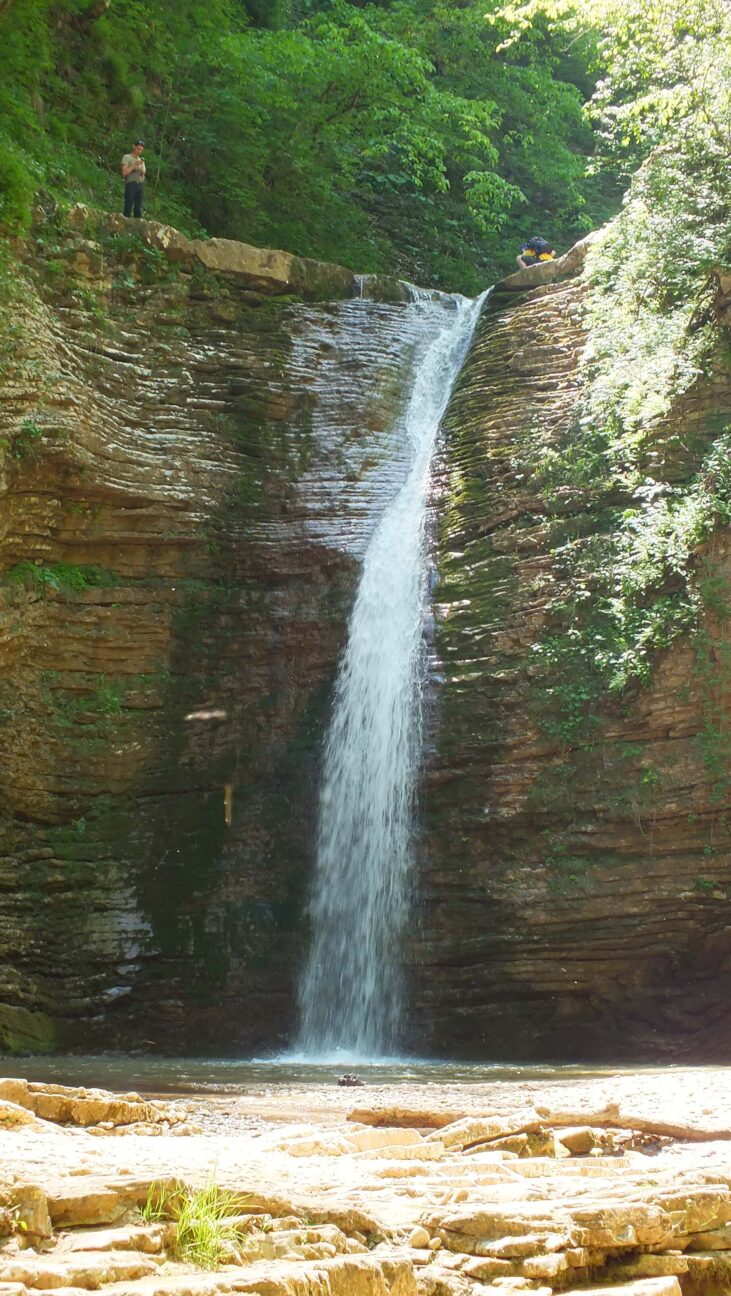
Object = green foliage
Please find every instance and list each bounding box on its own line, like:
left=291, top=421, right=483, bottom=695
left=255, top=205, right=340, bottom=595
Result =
left=530, top=429, right=731, bottom=741
left=694, top=607, right=731, bottom=803
left=543, top=840, right=619, bottom=893
left=587, top=0, right=731, bottom=177
left=1, top=0, right=725, bottom=288
left=582, top=184, right=729, bottom=487
left=0, top=238, right=32, bottom=383
left=2, top=418, right=44, bottom=460
left=142, top=1182, right=249, bottom=1268
left=94, top=677, right=124, bottom=715
left=3, top=561, right=120, bottom=594
left=0, top=0, right=613, bottom=288
left=515, top=0, right=731, bottom=745
left=0, top=135, right=35, bottom=234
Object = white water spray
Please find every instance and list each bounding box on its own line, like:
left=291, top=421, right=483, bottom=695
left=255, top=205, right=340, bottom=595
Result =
left=296, top=291, right=485, bottom=1059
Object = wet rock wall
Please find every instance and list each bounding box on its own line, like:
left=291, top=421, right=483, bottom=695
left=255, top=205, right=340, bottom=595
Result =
left=0, top=209, right=431, bottom=1053
left=4, top=209, right=731, bottom=1063
left=416, top=271, right=731, bottom=1061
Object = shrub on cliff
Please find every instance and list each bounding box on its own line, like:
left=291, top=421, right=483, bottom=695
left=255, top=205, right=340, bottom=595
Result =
left=518, top=0, right=731, bottom=725
left=0, top=136, right=35, bottom=234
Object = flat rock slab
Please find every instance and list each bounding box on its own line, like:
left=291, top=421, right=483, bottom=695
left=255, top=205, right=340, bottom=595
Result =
left=62, top=1254, right=418, bottom=1296
left=47, top=1179, right=168, bottom=1227
left=55, top=1225, right=169, bottom=1254
left=3, top=1071, right=731, bottom=1295
left=0, top=1080, right=172, bottom=1130
left=0, top=1251, right=161, bottom=1289
left=491, top=231, right=597, bottom=294
left=348, top=1109, right=467, bottom=1130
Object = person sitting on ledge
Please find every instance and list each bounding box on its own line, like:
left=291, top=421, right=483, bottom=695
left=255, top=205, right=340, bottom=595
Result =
left=121, top=139, right=146, bottom=219
left=516, top=236, right=556, bottom=269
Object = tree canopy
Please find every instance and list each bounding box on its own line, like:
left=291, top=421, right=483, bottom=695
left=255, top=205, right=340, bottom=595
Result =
left=0, top=0, right=728, bottom=289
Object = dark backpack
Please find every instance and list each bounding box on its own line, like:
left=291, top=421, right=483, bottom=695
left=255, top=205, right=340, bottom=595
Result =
left=526, top=237, right=553, bottom=256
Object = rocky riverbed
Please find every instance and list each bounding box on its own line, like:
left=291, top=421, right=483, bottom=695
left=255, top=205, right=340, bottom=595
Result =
left=0, top=1069, right=731, bottom=1295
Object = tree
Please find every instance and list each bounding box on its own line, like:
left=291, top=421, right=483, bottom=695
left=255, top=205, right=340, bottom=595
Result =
left=0, top=0, right=613, bottom=286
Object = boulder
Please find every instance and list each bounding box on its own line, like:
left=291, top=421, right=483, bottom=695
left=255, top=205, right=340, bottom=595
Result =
left=461, top=1256, right=514, bottom=1279
left=654, top=1185, right=731, bottom=1234
left=684, top=1223, right=731, bottom=1250
left=192, top=238, right=297, bottom=292
left=0, top=1079, right=165, bottom=1128
left=0, top=1099, right=42, bottom=1129
left=0, top=1250, right=160, bottom=1289
left=355, top=1144, right=445, bottom=1162
left=56, top=1223, right=170, bottom=1254
left=570, top=1202, right=672, bottom=1248
left=408, top=1228, right=430, bottom=1249
left=605, top=1254, right=689, bottom=1279
left=474, top=1233, right=565, bottom=1260
left=492, top=230, right=599, bottom=293
left=521, top=1251, right=569, bottom=1280
left=423, top=1204, right=568, bottom=1244
left=481, top=1281, right=551, bottom=1294
left=275, top=1134, right=357, bottom=1157
left=684, top=1251, right=731, bottom=1286
left=556, top=1126, right=603, bottom=1156
left=228, top=1252, right=418, bottom=1295
left=3, top=1182, right=52, bottom=1238
left=290, top=254, right=356, bottom=301
left=192, top=239, right=355, bottom=301
left=478, top=1131, right=556, bottom=1159
left=0, top=1080, right=35, bottom=1110
left=47, top=1177, right=169, bottom=1227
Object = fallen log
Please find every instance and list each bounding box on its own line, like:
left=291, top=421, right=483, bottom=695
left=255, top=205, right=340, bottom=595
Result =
left=534, top=1102, right=731, bottom=1143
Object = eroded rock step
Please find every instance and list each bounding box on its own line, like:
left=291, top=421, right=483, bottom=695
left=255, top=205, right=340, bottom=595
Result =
left=3, top=1078, right=731, bottom=1296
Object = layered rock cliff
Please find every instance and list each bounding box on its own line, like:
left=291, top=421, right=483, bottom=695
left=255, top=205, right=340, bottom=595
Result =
left=2, top=210, right=730, bottom=1060
left=0, top=208, right=437, bottom=1053
left=416, top=258, right=731, bottom=1061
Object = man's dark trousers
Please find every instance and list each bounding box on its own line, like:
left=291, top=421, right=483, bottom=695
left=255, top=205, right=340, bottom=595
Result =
left=124, top=182, right=144, bottom=218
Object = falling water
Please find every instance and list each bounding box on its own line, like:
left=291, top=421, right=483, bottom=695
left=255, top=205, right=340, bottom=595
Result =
left=296, top=290, right=486, bottom=1059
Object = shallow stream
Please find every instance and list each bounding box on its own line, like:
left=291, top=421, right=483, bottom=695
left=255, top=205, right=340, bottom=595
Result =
left=0, top=1054, right=714, bottom=1097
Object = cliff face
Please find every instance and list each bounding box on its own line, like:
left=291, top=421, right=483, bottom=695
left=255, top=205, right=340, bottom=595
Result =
left=0, top=209, right=435, bottom=1053
left=416, top=264, right=731, bottom=1061
left=2, top=211, right=731, bottom=1061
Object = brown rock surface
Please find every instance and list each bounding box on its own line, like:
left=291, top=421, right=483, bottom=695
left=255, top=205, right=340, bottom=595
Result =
left=0, top=209, right=437, bottom=1054
left=2, top=204, right=731, bottom=1060
left=416, top=260, right=731, bottom=1060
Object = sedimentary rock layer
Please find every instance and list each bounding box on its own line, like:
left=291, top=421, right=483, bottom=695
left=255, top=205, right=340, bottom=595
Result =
left=0, top=210, right=433, bottom=1052
left=416, top=269, right=731, bottom=1060
left=0, top=1072, right=730, bottom=1295
left=2, top=209, right=731, bottom=1059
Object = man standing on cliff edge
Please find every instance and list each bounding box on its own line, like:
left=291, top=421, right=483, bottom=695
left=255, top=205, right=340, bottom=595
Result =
left=121, top=140, right=146, bottom=218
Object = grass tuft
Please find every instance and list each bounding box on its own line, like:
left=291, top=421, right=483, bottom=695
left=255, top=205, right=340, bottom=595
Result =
left=142, top=1181, right=249, bottom=1269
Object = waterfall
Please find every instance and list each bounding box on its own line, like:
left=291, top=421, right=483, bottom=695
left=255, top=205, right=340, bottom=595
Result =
left=296, top=290, right=485, bottom=1059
